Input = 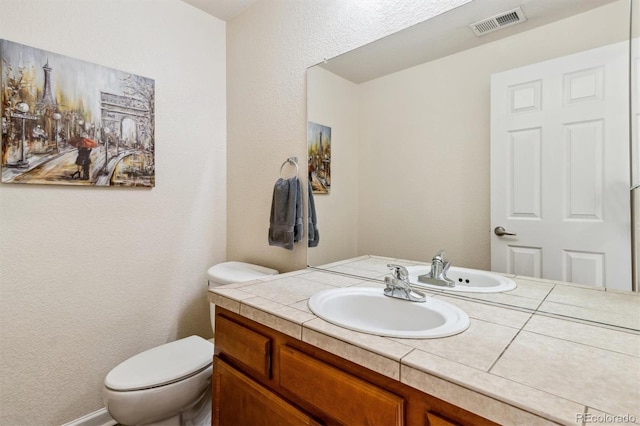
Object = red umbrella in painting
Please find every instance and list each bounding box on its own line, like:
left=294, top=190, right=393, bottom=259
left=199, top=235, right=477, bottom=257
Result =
left=67, top=136, right=99, bottom=149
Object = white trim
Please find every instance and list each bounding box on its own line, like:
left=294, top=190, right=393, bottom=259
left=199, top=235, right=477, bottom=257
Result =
left=62, top=408, right=116, bottom=426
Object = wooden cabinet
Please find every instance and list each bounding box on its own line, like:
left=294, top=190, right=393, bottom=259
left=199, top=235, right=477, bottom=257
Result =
left=214, top=315, right=271, bottom=379
left=213, top=357, right=320, bottom=426
left=279, top=345, right=405, bottom=426
left=425, top=411, right=459, bottom=426
left=212, top=307, right=496, bottom=426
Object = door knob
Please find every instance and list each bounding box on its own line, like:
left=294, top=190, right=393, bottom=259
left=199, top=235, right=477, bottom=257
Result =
left=494, top=226, right=516, bottom=236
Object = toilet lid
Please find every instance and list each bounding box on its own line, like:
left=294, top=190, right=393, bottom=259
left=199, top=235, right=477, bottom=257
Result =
left=105, top=335, right=214, bottom=391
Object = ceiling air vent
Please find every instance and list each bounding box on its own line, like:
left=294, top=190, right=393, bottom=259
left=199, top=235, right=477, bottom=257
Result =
left=469, top=7, right=527, bottom=36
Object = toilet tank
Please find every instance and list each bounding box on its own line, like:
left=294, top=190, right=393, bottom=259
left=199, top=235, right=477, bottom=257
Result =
left=207, top=261, right=279, bottom=286
left=207, top=262, right=279, bottom=336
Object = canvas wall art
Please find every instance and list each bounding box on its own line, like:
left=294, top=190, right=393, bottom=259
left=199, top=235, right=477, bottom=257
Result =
left=307, top=121, right=331, bottom=194
left=1, top=39, right=155, bottom=187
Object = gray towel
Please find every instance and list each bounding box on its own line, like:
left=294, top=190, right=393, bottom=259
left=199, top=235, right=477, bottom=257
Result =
left=269, top=177, right=302, bottom=250
left=294, top=178, right=303, bottom=242
left=308, top=180, right=319, bottom=247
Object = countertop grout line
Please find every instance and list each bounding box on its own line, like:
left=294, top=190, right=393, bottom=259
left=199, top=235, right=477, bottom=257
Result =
left=487, top=283, right=557, bottom=372
left=487, top=312, right=535, bottom=373
left=397, top=348, right=417, bottom=384
left=579, top=406, right=588, bottom=426
left=522, top=327, right=640, bottom=358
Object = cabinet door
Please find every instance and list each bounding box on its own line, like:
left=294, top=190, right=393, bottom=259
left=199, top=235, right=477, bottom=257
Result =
left=212, top=357, right=320, bottom=426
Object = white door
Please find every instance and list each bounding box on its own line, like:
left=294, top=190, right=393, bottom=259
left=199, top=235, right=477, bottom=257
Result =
left=490, top=41, right=631, bottom=290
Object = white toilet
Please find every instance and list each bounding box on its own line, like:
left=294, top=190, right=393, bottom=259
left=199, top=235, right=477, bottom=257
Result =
left=103, top=261, right=278, bottom=426
left=206, top=261, right=279, bottom=335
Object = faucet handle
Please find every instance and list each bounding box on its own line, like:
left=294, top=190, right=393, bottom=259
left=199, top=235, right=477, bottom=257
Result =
left=432, top=249, right=447, bottom=262
left=387, top=264, right=408, bottom=280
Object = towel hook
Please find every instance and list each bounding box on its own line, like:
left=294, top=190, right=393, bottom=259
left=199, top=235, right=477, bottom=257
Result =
left=279, top=157, right=299, bottom=178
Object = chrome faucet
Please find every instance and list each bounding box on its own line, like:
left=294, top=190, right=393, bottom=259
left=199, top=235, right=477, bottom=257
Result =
left=418, top=250, right=455, bottom=287
left=384, top=264, right=426, bottom=302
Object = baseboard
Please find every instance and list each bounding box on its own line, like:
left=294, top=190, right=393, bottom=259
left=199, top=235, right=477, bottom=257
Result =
left=62, top=408, right=116, bottom=426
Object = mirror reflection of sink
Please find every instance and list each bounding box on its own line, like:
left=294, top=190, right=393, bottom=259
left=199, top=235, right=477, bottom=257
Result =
left=407, top=266, right=517, bottom=293
left=308, top=287, right=469, bottom=338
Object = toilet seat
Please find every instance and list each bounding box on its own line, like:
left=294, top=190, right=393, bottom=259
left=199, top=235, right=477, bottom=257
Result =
left=105, top=336, right=213, bottom=391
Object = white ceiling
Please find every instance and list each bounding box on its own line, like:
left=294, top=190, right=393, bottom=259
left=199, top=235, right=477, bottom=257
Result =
left=320, top=0, right=619, bottom=83
left=180, top=0, right=256, bottom=21
left=179, top=0, right=621, bottom=82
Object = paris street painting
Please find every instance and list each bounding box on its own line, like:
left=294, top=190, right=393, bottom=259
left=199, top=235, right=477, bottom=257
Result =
left=1, top=39, right=155, bottom=187
left=307, top=122, right=331, bottom=194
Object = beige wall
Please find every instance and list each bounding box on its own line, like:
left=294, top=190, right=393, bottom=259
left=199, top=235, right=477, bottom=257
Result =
left=226, top=0, right=471, bottom=273
left=0, top=1, right=226, bottom=424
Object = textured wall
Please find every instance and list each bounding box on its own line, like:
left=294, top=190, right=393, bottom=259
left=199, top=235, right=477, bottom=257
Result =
left=226, top=0, right=471, bottom=273
left=0, top=1, right=226, bottom=424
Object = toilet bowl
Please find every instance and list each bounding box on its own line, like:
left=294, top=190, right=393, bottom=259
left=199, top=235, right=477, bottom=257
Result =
left=103, top=262, right=278, bottom=426
left=103, top=336, right=213, bottom=426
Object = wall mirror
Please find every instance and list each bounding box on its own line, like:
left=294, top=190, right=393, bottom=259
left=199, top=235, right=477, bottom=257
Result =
left=307, top=0, right=639, bottom=330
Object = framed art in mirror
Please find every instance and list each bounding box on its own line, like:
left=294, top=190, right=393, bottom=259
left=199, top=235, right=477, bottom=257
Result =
left=307, top=121, right=331, bottom=194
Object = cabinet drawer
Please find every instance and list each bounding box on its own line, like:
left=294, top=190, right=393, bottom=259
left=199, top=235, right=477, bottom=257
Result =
left=279, top=345, right=405, bottom=426
left=215, top=315, right=271, bottom=378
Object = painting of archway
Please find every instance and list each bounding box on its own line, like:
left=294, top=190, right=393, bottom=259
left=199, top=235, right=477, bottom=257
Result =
left=111, top=152, right=154, bottom=187
left=121, top=117, right=137, bottom=149
left=1, top=39, right=155, bottom=187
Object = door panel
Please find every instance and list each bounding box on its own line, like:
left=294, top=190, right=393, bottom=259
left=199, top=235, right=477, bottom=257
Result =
left=507, top=246, right=542, bottom=278
left=564, top=120, right=603, bottom=219
left=509, top=128, right=542, bottom=218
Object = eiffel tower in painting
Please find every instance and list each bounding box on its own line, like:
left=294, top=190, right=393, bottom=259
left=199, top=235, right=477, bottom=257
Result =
left=39, top=60, right=56, bottom=110
left=36, top=60, right=58, bottom=144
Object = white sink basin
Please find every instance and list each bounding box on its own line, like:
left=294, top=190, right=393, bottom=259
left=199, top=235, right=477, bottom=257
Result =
left=308, top=287, right=469, bottom=338
left=407, top=266, right=517, bottom=293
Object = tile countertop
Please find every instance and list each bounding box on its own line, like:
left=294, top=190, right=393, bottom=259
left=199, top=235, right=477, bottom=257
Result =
left=208, top=255, right=640, bottom=426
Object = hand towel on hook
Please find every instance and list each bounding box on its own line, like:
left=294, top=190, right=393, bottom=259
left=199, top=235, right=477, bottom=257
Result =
left=268, top=176, right=302, bottom=250
left=308, top=180, right=319, bottom=247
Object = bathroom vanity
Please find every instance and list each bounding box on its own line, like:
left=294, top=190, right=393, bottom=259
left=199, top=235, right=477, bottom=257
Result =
left=212, top=308, right=491, bottom=425
left=209, top=256, right=640, bottom=425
